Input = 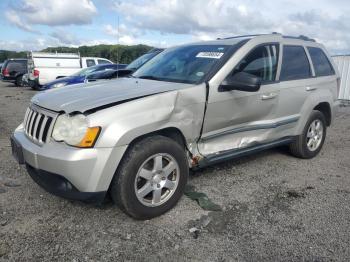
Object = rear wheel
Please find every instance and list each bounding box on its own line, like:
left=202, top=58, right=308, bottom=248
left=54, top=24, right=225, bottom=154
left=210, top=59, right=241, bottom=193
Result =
left=110, top=135, right=189, bottom=220
left=289, top=110, right=327, bottom=159
left=15, top=75, right=23, bottom=87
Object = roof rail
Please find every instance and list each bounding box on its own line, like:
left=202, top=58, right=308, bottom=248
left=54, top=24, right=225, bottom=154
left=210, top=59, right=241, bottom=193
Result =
left=217, top=34, right=273, bottom=40
left=216, top=33, right=316, bottom=42
left=282, top=35, right=316, bottom=42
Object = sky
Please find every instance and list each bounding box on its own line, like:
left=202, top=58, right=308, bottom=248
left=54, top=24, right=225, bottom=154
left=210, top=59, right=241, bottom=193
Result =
left=0, top=0, right=350, bottom=54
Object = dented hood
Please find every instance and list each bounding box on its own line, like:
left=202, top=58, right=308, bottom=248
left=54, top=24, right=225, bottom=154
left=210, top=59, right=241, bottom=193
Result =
left=31, top=78, right=192, bottom=113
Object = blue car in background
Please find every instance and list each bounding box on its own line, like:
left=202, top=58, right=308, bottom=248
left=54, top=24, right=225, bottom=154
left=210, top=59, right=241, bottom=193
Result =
left=43, top=63, right=127, bottom=89
left=85, top=48, right=164, bottom=82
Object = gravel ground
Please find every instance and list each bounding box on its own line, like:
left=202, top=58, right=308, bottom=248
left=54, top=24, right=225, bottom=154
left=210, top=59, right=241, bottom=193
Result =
left=0, top=81, right=350, bottom=262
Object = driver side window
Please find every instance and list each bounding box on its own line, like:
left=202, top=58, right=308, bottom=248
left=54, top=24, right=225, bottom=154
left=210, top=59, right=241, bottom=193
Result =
left=231, top=44, right=279, bottom=82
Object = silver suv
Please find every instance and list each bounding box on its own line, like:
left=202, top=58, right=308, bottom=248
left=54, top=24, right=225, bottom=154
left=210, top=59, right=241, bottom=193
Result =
left=11, top=34, right=340, bottom=219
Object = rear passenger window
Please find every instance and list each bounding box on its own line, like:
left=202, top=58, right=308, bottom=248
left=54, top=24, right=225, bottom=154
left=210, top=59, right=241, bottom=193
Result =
left=98, top=59, right=111, bottom=65
left=307, top=47, right=334, bottom=76
left=86, top=59, right=96, bottom=67
left=280, top=46, right=311, bottom=81
left=231, top=44, right=279, bottom=82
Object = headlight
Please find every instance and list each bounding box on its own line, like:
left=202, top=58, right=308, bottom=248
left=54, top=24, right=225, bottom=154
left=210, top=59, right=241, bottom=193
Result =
left=52, top=82, right=68, bottom=88
left=52, top=114, right=100, bottom=148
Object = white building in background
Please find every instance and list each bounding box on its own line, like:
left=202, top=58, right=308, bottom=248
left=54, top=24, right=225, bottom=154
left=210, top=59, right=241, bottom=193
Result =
left=333, top=55, right=350, bottom=101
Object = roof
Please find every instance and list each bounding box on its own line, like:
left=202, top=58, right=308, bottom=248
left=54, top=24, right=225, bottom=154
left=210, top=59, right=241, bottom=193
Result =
left=190, top=33, right=318, bottom=46
left=30, top=52, right=80, bottom=58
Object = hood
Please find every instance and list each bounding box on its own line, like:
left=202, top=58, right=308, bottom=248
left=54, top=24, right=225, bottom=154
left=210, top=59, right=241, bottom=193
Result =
left=32, top=77, right=193, bottom=113
left=44, top=76, right=85, bottom=89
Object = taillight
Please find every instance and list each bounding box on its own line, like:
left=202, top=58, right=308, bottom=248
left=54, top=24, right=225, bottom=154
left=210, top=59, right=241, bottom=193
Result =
left=33, top=69, right=40, bottom=77
left=2, top=68, right=9, bottom=77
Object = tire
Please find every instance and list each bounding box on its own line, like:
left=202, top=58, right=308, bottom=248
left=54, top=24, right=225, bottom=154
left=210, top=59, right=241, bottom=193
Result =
left=31, top=83, right=44, bottom=91
left=289, top=110, right=327, bottom=159
left=15, top=75, right=23, bottom=87
left=110, top=135, right=189, bottom=220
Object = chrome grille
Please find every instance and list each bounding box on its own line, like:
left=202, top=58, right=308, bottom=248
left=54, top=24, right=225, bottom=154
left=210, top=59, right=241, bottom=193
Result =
left=23, top=105, right=57, bottom=144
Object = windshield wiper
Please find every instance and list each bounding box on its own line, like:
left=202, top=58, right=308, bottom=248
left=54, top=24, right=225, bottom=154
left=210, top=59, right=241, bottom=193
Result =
left=137, top=75, right=161, bottom=81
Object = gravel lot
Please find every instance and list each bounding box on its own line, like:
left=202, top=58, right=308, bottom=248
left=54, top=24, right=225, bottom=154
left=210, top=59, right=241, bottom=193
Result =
left=0, top=81, right=349, bottom=261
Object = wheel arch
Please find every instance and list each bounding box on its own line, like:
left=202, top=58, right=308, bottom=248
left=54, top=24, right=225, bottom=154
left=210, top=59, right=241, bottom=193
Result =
left=127, top=127, right=188, bottom=150
left=313, top=102, right=332, bottom=126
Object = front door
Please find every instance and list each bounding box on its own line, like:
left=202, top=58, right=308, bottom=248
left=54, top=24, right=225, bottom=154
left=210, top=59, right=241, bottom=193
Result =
left=198, top=44, right=282, bottom=156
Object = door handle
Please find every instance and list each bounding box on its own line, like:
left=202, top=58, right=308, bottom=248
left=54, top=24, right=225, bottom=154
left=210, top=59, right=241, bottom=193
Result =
left=261, top=93, right=278, bottom=100
left=306, top=86, right=317, bottom=91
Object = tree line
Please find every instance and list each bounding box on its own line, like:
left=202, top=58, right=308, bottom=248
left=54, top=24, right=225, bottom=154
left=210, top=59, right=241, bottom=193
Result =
left=0, top=44, right=154, bottom=64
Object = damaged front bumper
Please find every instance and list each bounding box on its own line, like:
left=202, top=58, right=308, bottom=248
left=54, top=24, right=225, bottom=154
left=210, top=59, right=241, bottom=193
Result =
left=11, top=124, right=128, bottom=203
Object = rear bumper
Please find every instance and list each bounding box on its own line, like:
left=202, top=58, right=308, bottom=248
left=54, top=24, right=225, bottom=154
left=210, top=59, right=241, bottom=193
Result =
left=26, top=164, right=106, bottom=203
left=1, top=76, right=15, bottom=82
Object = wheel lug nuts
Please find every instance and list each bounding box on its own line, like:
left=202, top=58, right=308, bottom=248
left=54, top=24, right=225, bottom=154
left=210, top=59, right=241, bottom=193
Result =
left=162, top=177, right=166, bottom=180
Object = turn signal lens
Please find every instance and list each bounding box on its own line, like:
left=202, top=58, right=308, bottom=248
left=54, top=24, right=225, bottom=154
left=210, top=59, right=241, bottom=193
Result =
left=77, top=127, right=101, bottom=148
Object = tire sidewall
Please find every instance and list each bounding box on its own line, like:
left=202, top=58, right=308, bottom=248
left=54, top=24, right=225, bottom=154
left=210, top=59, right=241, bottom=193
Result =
left=15, top=75, right=23, bottom=87
left=301, top=111, right=327, bottom=158
left=116, top=136, right=188, bottom=219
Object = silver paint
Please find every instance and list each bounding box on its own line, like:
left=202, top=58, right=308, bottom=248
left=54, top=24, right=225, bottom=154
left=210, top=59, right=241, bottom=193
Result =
left=13, top=34, right=340, bottom=193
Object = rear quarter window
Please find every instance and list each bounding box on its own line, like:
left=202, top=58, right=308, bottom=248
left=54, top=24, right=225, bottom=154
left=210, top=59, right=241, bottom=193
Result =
left=280, top=45, right=311, bottom=81
left=307, top=47, right=335, bottom=76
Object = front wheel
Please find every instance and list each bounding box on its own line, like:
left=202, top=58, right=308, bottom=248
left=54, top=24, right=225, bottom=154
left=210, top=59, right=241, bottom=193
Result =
left=289, top=110, right=327, bottom=159
left=110, top=135, right=189, bottom=220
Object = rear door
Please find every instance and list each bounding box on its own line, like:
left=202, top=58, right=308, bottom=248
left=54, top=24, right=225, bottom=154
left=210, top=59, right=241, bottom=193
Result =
left=198, top=43, right=282, bottom=156
left=275, top=45, right=314, bottom=136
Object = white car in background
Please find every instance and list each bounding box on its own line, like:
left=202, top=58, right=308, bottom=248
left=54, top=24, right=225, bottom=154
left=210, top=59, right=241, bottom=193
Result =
left=27, top=52, right=113, bottom=89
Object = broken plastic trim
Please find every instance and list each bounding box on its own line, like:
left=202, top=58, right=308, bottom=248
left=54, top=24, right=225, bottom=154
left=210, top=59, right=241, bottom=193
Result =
left=201, top=116, right=299, bottom=141
left=198, top=137, right=295, bottom=168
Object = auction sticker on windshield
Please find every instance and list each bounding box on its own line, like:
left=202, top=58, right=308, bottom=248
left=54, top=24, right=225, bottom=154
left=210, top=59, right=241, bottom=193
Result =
left=196, top=52, right=224, bottom=59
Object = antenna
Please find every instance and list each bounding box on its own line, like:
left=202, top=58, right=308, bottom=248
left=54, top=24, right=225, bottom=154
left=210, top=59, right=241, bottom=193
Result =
left=117, top=13, right=119, bottom=79
left=116, top=1, right=121, bottom=79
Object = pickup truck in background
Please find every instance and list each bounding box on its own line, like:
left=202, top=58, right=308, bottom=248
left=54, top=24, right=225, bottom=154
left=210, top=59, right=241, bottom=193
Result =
left=27, top=52, right=114, bottom=89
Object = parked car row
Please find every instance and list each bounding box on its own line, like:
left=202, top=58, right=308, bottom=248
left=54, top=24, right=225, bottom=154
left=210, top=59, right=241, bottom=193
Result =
left=0, top=54, right=115, bottom=88
left=26, top=52, right=116, bottom=89
left=1, top=49, right=164, bottom=91
left=41, top=48, right=164, bottom=90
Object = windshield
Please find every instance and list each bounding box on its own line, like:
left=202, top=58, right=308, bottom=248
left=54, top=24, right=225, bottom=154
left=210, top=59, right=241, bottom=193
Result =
left=73, top=66, right=101, bottom=76
left=132, top=45, right=230, bottom=84
left=126, top=52, right=159, bottom=70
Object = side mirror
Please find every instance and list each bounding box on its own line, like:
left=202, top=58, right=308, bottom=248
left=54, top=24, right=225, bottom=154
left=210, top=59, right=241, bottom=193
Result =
left=219, top=72, right=261, bottom=92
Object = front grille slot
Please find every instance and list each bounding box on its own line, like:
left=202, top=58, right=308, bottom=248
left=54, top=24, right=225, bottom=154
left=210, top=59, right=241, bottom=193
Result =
left=23, top=106, right=56, bottom=144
